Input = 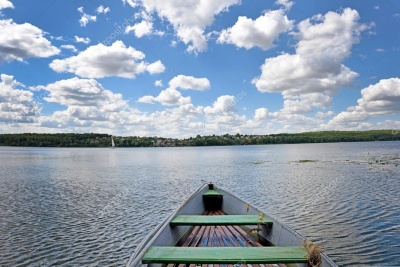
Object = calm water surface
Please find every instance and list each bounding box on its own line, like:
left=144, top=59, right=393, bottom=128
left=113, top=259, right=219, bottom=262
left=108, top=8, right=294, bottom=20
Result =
left=0, top=142, right=399, bottom=266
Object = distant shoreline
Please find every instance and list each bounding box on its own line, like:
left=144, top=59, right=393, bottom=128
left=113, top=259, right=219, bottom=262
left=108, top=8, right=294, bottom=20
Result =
left=0, top=140, right=399, bottom=149
left=0, top=130, right=399, bottom=147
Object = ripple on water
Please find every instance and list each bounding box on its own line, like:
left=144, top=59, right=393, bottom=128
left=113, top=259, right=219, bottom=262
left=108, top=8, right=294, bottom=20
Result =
left=0, top=143, right=399, bottom=266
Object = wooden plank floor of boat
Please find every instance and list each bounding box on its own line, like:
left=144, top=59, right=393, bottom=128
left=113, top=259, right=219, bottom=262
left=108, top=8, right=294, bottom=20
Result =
left=166, top=210, right=286, bottom=267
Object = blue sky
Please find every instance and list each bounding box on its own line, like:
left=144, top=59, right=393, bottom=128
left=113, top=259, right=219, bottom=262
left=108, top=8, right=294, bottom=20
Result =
left=0, top=0, right=399, bottom=137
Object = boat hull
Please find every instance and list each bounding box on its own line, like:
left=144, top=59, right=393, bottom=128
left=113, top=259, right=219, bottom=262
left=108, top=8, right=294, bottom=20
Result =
left=127, top=184, right=337, bottom=267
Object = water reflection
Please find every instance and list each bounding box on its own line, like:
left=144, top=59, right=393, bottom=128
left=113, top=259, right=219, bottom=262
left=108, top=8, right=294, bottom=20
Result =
left=0, top=142, right=399, bottom=266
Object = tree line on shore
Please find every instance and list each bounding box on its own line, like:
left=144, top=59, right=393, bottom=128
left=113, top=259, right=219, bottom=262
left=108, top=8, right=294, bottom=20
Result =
left=0, top=130, right=398, bottom=147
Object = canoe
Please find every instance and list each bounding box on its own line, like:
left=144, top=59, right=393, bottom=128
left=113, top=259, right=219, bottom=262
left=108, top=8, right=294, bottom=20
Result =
left=127, top=183, right=337, bottom=267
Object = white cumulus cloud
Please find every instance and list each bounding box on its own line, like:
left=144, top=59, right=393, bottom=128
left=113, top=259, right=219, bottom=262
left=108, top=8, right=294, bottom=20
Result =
left=125, top=20, right=153, bottom=38
left=169, top=75, right=210, bottom=91
left=74, top=35, right=91, bottom=44
left=253, top=8, right=368, bottom=98
left=329, top=78, right=400, bottom=126
left=252, top=7, right=370, bottom=122
left=96, top=5, right=110, bottom=14
left=0, top=0, right=13, bottom=10
left=204, top=95, right=236, bottom=115
left=138, top=88, right=191, bottom=106
left=60, top=45, right=77, bottom=53
left=281, top=93, right=332, bottom=114
left=0, top=74, right=40, bottom=124
left=34, top=77, right=127, bottom=112
left=0, top=19, right=60, bottom=62
left=218, top=9, right=293, bottom=50
left=154, top=80, right=163, bottom=87
left=77, top=7, right=97, bottom=27
left=138, top=74, right=209, bottom=106
left=275, top=0, right=294, bottom=10
left=122, top=0, right=138, bottom=8
left=146, top=60, right=165, bottom=74
left=316, top=111, right=335, bottom=119
left=141, top=0, right=241, bottom=53
left=49, top=41, right=165, bottom=79
left=254, top=108, right=270, bottom=120
left=172, top=103, right=203, bottom=116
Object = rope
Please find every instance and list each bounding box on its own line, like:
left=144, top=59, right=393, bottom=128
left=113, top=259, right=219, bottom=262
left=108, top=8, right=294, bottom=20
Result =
left=302, top=240, right=324, bottom=267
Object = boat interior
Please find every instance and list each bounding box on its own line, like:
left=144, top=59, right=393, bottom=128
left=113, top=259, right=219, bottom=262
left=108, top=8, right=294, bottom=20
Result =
left=140, top=184, right=312, bottom=267
left=163, top=209, right=290, bottom=267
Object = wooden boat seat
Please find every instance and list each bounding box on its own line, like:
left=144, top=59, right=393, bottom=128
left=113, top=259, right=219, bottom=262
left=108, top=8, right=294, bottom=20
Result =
left=142, top=246, right=308, bottom=264
left=170, top=215, right=273, bottom=226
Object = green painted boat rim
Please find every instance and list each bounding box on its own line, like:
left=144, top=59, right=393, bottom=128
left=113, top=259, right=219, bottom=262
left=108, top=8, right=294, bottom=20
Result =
left=143, top=246, right=308, bottom=264
left=203, top=189, right=222, bottom=196
left=170, top=215, right=273, bottom=225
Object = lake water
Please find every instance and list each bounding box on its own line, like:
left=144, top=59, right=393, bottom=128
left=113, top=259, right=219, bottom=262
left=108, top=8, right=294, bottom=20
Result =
left=0, top=142, right=399, bottom=267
